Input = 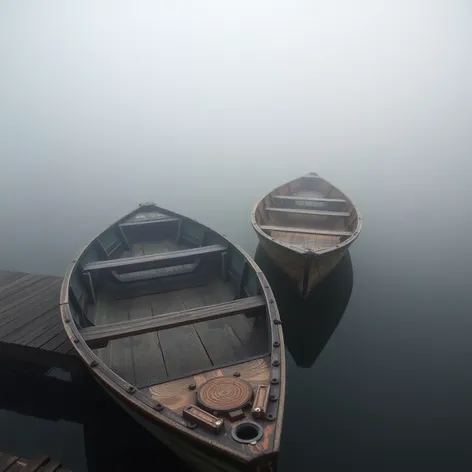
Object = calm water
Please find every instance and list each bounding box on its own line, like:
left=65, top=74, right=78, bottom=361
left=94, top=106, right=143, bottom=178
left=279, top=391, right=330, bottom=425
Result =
left=1, top=1, right=472, bottom=470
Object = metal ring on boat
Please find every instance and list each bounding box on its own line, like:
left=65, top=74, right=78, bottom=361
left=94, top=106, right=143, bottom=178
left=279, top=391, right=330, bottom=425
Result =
left=231, top=422, right=264, bottom=444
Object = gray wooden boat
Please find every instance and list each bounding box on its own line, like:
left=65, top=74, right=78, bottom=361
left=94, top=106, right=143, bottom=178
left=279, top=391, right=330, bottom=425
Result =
left=60, top=203, right=285, bottom=472
left=251, top=173, right=362, bottom=298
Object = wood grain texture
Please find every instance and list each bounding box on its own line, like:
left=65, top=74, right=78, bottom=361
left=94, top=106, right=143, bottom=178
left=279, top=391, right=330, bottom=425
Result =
left=81, top=296, right=265, bottom=347
left=107, top=299, right=135, bottom=385
left=83, top=244, right=226, bottom=273
left=149, top=357, right=270, bottom=416
left=0, top=453, right=19, bottom=472
left=0, top=273, right=76, bottom=370
left=119, top=216, right=179, bottom=227
left=273, top=231, right=340, bottom=251
left=0, top=271, right=24, bottom=284
left=0, top=277, right=59, bottom=316
left=4, top=306, right=60, bottom=345
left=151, top=292, right=213, bottom=379
left=272, top=195, right=346, bottom=203
left=185, top=284, right=246, bottom=365
left=0, top=282, right=61, bottom=332
left=266, top=207, right=350, bottom=217
left=128, top=296, right=168, bottom=388
left=0, top=274, right=46, bottom=301
left=260, top=225, right=352, bottom=237
left=0, top=284, right=61, bottom=341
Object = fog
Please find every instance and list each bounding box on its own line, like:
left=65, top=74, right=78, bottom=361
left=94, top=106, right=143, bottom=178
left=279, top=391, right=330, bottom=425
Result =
left=1, top=0, right=471, bottom=273
left=2, top=3, right=472, bottom=469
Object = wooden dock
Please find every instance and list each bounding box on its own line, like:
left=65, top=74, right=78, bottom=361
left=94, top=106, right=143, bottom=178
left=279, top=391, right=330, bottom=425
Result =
left=0, top=452, right=71, bottom=472
left=0, top=270, right=82, bottom=373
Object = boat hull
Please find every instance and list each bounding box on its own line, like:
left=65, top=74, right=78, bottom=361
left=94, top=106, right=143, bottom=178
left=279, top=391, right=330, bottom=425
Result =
left=97, top=377, right=277, bottom=472
left=256, top=233, right=347, bottom=298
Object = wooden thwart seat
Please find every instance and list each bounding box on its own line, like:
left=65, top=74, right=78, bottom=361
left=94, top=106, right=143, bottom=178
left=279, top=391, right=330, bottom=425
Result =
left=83, top=244, right=226, bottom=274
left=81, top=295, right=266, bottom=349
left=273, top=195, right=347, bottom=204
left=119, top=216, right=179, bottom=228
left=260, top=225, right=352, bottom=237
left=266, top=207, right=350, bottom=217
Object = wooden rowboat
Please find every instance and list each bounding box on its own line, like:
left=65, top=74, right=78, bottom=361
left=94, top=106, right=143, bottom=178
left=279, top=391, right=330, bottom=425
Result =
left=251, top=173, right=362, bottom=298
left=60, top=203, right=285, bottom=472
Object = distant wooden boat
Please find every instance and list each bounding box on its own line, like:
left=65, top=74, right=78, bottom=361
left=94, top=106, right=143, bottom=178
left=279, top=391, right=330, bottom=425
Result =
left=60, top=203, right=285, bottom=472
left=251, top=173, right=362, bottom=298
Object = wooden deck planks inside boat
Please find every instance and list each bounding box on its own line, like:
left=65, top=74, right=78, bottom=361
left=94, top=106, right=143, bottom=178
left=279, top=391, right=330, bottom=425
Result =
left=129, top=296, right=168, bottom=387
left=0, top=271, right=80, bottom=373
left=271, top=230, right=341, bottom=251
left=90, top=241, right=268, bottom=388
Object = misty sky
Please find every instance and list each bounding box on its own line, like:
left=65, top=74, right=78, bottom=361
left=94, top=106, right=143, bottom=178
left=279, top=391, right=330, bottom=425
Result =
left=0, top=1, right=471, bottom=272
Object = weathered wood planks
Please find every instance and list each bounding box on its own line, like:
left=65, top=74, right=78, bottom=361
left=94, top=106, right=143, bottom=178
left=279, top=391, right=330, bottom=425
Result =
left=272, top=195, right=347, bottom=203
left=0, top=452, right=72, bottom=472
left=265, top=207, right=350, bottom=217
left=81, top=296, right=265, bottom=347
left=0, top=271, right=79, bottom=373
left=83, top=244, right=226, bottom=273
left=260, top=225, right=352, bottom=237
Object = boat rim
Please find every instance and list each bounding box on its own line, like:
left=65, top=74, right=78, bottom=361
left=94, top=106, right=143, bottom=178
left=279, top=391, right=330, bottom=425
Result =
left=250, top=173, right=363, bottom=256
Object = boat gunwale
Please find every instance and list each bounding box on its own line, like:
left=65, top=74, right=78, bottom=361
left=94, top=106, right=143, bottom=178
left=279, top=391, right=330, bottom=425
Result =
left=59, top=203, right=285, bottom=465
left=250, top=173, right=363, bottom=256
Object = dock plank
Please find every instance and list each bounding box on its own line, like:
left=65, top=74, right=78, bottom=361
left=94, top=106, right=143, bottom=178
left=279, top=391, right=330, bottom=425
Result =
left=0, top=285, right=61, bottom=338
left=0, top=277, right=60, bottom=316
left=0, top=271, right=24, bottom=284
left=26, top=320, right=65, bottom=349
left=0, top=282, right=61, bottom=333
left=0, top=453, right=19, bottom=471
left=0, top=271, right=78, bottom=373
left=0, top=274, right=47, bottom=301
left=0, top=273, right=37, bottom=295
left=8, top=307, right=60, bottom=345
left=0, top=452, right=71, bottom=472
left=52, top=335, right=75, bottom=354
left=22, top=455, right=49, bottom=472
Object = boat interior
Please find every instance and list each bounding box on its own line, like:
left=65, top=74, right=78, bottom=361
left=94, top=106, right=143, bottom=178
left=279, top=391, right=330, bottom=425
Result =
left=68, top=207, right=269, bottom=393
left=254, top=173, right=359, bottom=252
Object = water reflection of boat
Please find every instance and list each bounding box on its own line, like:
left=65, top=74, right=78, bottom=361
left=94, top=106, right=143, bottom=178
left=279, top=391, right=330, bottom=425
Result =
left=255, top=245, right=353, bottom=368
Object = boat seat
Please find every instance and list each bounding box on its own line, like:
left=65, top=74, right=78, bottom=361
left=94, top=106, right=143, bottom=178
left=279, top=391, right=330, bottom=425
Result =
left=265, top=207, right=350, bottom=217
left=272, top=195, right=347, bottom=204
left=83, top=244, right=227, bottom=274
left=80, top=296, right=266, bottom=349
left=260, top=225, right=352, bottom=237
left=119, top=216, right=179, bottom=228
